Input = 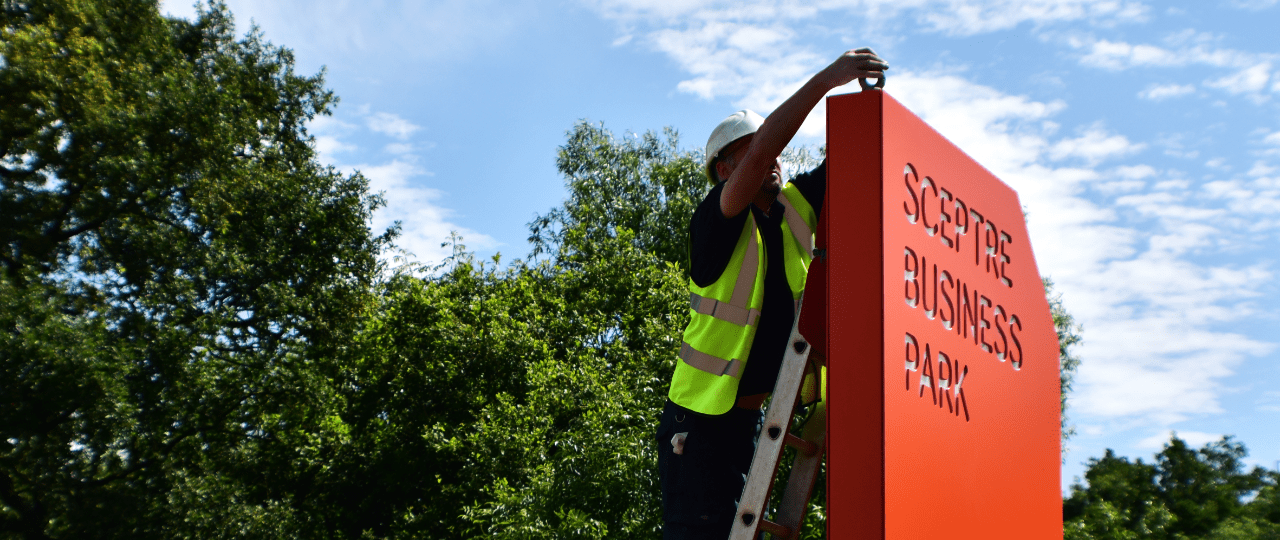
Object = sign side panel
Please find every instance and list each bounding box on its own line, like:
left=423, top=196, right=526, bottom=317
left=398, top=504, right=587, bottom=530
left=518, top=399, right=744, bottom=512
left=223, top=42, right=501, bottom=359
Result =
left=826, top=91, right=887, bottom=540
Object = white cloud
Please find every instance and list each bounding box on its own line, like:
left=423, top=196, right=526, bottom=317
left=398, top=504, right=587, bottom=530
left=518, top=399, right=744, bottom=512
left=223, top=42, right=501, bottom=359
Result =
left=1203, top=175, right=1280, bottom=219
left=1069, top=36, right=1279, bottom=101
left=586, top=0, right=714, bottom=21
left=1138, top=83, right=1195, bottom=100
left=1261, top=132, right=1280, bottom=158
left=1049, top=125, right=1145, bottom=165
left=1156, top=133, right=1202, bottom=159
left=1137, top=430, right=1224, bottom=449
left=1260, top=391, right=1280, bottom=413
left=1076, top=39, right=1180, bottom=70
left=1249, top=161, right=1278, bottom=176
left=647, top=19, right=824, bottom=108
left=1115, top=164, right=1157, bottom=179
left=587, top=0, right=1152, bottom=125
left=587, top=0, right=1147, bottom=36
left=1073, top=36, right=1261, bottom=72
left=915, top=0, right=1149, bottom=35
left=366, top=112, right=421, bottom=140
left=1094, top=179, right=1144, bottom=195
left=1151, top=178, right=1189, bottom=191
left=1070, top=258, right=1273, bottom=422
left=313, top=136, right=355, bottom=160
left=307, top=111, right=496, bottom=266
left=307, top=116, right=359, bottom=164
left=162, top=0, right=536, bottom=68
left=384, top=143, right=416, bottom=155
left=1227, top=0, right=1280, bottom=9
left=1205, top=62, right=1273, bottom=97
left=355, top=159, right=497, bottom=264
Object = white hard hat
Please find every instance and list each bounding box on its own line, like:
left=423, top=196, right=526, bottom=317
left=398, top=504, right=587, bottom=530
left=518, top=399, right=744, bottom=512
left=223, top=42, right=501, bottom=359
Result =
left=705, top=110, right=764, bottom=184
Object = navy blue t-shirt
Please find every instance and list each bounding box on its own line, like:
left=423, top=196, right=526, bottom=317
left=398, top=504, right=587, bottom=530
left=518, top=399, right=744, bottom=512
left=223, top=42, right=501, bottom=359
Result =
left=688, top=161, right=826, bottom=398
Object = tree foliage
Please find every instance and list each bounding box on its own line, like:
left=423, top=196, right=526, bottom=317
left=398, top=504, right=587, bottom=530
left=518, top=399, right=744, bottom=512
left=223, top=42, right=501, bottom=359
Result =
left=2, top=1, right=389, bottom=537
left=528, top=124, right=706, bottom=273
left=1064, top=436, right=1278, bottom=539
left=329, top=232, right=685, bottom=539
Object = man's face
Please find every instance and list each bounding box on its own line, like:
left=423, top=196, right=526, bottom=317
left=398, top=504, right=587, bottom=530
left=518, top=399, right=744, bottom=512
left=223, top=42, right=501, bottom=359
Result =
left=720, top=134, right=784, bottom=195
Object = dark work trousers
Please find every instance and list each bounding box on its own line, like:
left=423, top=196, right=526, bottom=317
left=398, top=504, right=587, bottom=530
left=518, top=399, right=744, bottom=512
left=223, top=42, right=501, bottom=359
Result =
left=656, top=399, right=764, bottom=540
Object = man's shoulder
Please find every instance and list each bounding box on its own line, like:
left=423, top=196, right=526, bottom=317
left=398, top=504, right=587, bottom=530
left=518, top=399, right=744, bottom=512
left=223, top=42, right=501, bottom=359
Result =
left=690, top=181, right=727, bottom=230
left=695, top=181, right=724, bottom=211
left=688, top=182, right=750, bottom=288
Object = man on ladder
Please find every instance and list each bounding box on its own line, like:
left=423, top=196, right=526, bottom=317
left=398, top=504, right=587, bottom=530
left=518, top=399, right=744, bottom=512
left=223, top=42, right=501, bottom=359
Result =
left=656, top=48, right=888, bottom=539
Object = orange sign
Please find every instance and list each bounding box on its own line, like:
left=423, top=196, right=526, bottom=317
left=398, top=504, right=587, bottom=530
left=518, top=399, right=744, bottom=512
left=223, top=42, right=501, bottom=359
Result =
left=809, top=90, right=1061, bottom=538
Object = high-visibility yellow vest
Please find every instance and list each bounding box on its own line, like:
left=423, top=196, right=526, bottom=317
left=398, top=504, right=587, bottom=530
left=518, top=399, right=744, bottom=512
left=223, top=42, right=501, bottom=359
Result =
left=669, top=183, right=818, bottom=415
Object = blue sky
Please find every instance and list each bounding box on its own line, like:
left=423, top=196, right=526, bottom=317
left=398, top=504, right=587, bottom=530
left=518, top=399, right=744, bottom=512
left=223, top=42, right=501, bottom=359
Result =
left=161, top=0, right=1280, bottom=491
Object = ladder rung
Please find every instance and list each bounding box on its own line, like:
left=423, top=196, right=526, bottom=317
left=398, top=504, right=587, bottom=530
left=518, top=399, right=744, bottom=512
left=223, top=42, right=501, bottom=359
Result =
left=784, top=433, right=818, bottom=456
left=757, top=518, right=791, bottom=539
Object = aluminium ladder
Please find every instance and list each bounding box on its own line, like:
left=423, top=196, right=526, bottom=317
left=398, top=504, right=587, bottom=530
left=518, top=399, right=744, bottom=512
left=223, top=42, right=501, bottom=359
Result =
left=728, top=292, right=827, bottom=540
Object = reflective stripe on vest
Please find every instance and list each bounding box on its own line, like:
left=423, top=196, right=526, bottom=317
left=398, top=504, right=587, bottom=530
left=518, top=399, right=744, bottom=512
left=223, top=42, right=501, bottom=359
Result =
left=731, top=217, right=759, bottom=305
left=690, top=292, right=762, bottom=327
left=777, top=191, right=814, bottom=258
left=679, top=341, right=745, bottom=379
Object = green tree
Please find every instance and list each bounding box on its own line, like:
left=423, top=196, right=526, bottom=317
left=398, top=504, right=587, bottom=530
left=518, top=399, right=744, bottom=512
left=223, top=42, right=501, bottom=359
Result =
left=1064, top=499, right=1174, bottom=540
left=329, top=245, right=550, bottom=537
left=1240, top=472, right=1280, bottom=530
left=1063, top=450, right=1174, bottom=539
left=2, top=1, right=390, bottom=537
left=326, top=230, right=685, bottom=538
left=1204, top=516, right=1280, bottom=540
left=1064, top=436, right=1275, bottom=539
left=1201, top=470, right=1280, bottom=539
left=528, top=122, right=707, bottom=273
left=458, top=231, right=685, bottom=539
left=1155, top=437, right=1267, bottom=537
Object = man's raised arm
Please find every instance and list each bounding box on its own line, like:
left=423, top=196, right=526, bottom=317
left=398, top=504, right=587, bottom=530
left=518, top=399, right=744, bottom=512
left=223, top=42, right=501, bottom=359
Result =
left=720, top=48, right=888, bottom=217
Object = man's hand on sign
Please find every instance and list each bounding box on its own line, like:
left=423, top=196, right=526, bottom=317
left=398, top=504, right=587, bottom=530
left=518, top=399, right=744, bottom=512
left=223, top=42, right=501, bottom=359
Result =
left=818, top=47, right=889, bottom=89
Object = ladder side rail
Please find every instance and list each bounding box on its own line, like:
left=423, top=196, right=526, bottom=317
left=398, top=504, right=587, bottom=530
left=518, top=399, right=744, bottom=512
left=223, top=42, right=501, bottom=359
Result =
left=729, top=295, right=814, bottom=540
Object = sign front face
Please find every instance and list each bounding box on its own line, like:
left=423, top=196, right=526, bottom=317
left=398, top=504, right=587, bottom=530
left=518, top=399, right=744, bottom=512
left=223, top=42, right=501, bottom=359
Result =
left=826, top=91, right=1061, bottom=538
